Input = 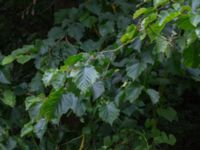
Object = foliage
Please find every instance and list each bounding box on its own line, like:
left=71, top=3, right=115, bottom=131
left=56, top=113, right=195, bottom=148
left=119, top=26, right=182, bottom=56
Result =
left=0, top=0, right=200, bottom=149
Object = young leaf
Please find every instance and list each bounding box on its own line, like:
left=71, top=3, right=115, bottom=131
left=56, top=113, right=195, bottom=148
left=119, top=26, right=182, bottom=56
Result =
left=99, top=102, right=120, bottom=125
left=16, top=55, right=33, bottom=64
left=158, top=10, right=180, bottom=27
left=2, top=55, right=15, bottom=65
left=133, top=8, right=147, bottom=19
left=154, top=0, right=169, bottom=8
left=20, top=122, right=34, bottom=137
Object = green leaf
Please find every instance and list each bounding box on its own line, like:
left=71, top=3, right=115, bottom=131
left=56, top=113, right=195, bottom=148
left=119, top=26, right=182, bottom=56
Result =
left=126, top=86, right=143, bottom=103
left=92, top=81, right=105, bottom=100
left=146, top=89, right=160, bottom=104
left=141, top=13, right=157, bottom=30
left=99, top=102, right=120, bottom=125
left=195, top=27, right=200, bottom=39
left=61, top=54, right=83, bottom=71
left=16, top=55, right=33, bottom=64
left=158, top=9, right=180, bottom=27
left=42, top=69, right=57, bottom=87
left=154, top=0, right=169, bottom=8
left=48, top=27, right=65, bottom=40
left=2, top=55, right=15, bottom=65
left=79, top=13, right=97, bottom=28
left=2, top=90, right=16, bottom=107
left=67, top=23, right=85, bottom=41
left=11, top=45, right=36, bottom=56
left=71, top=66, right=99, bottom=93
left=40, top=89, right=64, bottom=119
left=157, top=107, right=177, bottom=122
left=154, top=132, right=176, bottom=146
left=20, top=122, right=34, bottom=137
left=133, top=8, right=148, bottom=19
left=156, top=35, right=169, bottom=55
left=183, top=41, right=200, bottom=67
left=34, top=118, right=47, bottom=139
left=126, top=62, right=147, bottom=81
left=25, top=95, right=44, bottom=110
left=41, top=91, right=85, bottom=119
left=147, top=23, right=164, bottom=41
left=51, top=71, right=66, bottom=90
left=99, top=21, right=115, bottom=36
left=190, top=13, right=200, bottom=27
left=0, top=70, right=10, bottom=84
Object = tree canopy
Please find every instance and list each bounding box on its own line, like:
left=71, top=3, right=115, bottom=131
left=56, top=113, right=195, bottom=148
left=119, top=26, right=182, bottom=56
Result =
left=0, top=0, right=200, bottom=149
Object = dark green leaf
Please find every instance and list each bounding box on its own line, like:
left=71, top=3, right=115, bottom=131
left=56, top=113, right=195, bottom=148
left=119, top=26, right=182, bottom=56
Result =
left=146, top=89, right=160, bottom=104
left=99, top=102, right=120, bottom=125
left=126, top=62, right=147, bottom=81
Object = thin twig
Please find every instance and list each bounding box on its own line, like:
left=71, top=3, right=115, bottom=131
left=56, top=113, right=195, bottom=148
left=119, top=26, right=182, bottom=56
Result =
left=99, top=37, right=136, bottom=54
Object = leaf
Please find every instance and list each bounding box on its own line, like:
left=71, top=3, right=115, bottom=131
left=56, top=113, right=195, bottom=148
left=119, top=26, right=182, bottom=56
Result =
left=29, top=73, right=43, bottom=92
left=183, top=41, right=200, bottom=67
left=2, top=55, right=15, bottom=65
left=154, top=132, right=176, bottom=146
left=147, top=23, right=164, bottom=41
left=92, top=81, right=105, bottom=100
left=55, top=93, right=85, bottom=117
left=195, top=27, right=200, bottom=38
left=126, top=86, right=143, bottom=103
left=190, top=13, right=200, bottom=27
left=0, top=70, right=10, bottom=84
left=71, top=66, right=99, bottom=93
left=156, top=35, right=169, bottom=55
left=81, top=40, right=101, bottom=52
left=20, top=122, right=34, bottom=137
left=5, top=137, right=17, bottom=150
left=48, top=27, right=65, bottom=40
left=99, top=21, right=115, bottom=36
left=154, top=0, right=169, bottom=8
left=67, top=23, right=85, bottom=41
left=11, top=45, right=36, bottom=56
left=16, top=55, right=33, bottom=64
left=34, top=118, right=47, bottom=139
left=133, top=8, right=148, bottom=19
left=99, top=102, right=120, bottom=125
left=62, top=54, right=83, bottom=71
left=168, top=134, right=176, bottom=145
left=157, top=107, right=177, bottom=122
left=40, top=89, right=64, bottom=119
left=126, top=62, right=147, bottom=81
left=42, top=69, right=57, bottom=87
left=51, top=71, right=66, bottom=90
left=158, top=9, right=180, bottom=27
left=25, top=95, right=44, bottom=110
left=2, top=90, right=16, bottom=107
left=41, top=91, right=85, bottom=119
left=146, top=89, right=160, bottom=104
left=141, top=13, right=157, bottom=30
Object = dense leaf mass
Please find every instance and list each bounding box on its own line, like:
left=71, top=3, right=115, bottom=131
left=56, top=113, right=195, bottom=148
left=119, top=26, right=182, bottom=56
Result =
left=0, top=0, right=200, bottom=150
